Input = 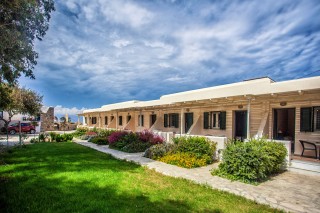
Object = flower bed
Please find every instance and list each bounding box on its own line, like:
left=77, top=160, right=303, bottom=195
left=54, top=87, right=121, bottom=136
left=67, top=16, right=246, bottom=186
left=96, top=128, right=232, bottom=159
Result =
left=108, top=130, right=164, bottom=153
left=144, top=136, right=217, bottom=168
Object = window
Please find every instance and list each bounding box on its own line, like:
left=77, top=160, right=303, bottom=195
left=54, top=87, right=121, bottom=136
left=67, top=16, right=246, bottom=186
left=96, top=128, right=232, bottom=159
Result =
left=127, top=115, right=131, bottom=123
left=300, top=106, right=320, bottom=132
left=85, top=117, right=87, bottom=124
left=92, top=117, right=97, bottom=124
left=0, top=111, right=3, bottom=118
left=138, top=115, right=144, bottom=126
left=111, top=116, right=114, bottom=121
left=164, top=113, right=179, bottom=128
left=203, top=111, right=226, bottom=130
left=150, top=114, right=157, bottom=127
left=315, top=107, right=320, bottom=131
left=119, top=116, right=123, bottom=125
left=22, top=117, right=27, bottom=121
left=104, top=116, right=108, bottom=125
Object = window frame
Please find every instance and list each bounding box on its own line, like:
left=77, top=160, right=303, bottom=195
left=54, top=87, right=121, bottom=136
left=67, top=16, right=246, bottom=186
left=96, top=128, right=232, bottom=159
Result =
left=314, top=106, right=320, bottom=131
left=118, top=116, right=123, bottom=126
left=104, top=116, right=108, bottom=125
left=203, top=111, right=226, bottom=130
left=138, top=115, right=144, bottom=127
left=91, top=117, right=97, bottom=124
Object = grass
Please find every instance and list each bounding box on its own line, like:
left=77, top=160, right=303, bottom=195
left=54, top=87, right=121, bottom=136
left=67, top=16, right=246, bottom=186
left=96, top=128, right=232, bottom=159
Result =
left=0, top=142, right=282, bottom=213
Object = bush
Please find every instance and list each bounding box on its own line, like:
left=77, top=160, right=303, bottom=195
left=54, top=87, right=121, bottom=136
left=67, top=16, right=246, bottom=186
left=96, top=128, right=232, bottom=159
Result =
left=90, top=137, right=108, bottom=145
left=30, top=138, right=39, bottom=143
left=108, top=131, right=129, bottom=148
left=121, top=141, right=150, bottom=153
left=212, top=138, right=287, bottom=184
left=98, top=129, right=116, bottom=138
left=138, top=130, right=165, bottom=145
left=49, top=132, right=57, bottom=142
left=144, top=143, right=175, bottom=159
left=55, top=133, right=74, bottom=142
left=144, top=136, right=216, bottom=168
left=158, top=152, right=210, bottom=168
left=174, top=136, right=216, bottom=160
left=38, top=133, right=48, bottom=142
left=73, top=128, right=88, bottom=137
left=108, top=131, right=160, bottom=153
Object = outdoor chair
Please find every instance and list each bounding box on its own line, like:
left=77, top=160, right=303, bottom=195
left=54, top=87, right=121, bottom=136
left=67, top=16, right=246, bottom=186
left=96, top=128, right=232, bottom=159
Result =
left=299, top=140, right=317, bottom=159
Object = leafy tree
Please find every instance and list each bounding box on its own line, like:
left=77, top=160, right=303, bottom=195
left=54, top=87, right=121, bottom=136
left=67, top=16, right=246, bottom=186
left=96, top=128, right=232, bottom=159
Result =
left=0, top=0, right=55, bottom=85
left=60, top=117, right=66, bottom=123
left=0, top=85, right=43, bottom=143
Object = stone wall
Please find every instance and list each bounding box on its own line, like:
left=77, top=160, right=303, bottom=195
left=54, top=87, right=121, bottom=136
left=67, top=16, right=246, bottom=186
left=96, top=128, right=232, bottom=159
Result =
left=40, top=107, right=55, bottom=132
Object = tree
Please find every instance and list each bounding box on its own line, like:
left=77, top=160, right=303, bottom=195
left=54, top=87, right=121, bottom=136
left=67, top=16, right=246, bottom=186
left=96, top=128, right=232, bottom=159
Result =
left=0, top=0, right=55, bottom=85
left=0, top=85, right=43, bottom=144
left=59, top=117, right=66, bottom=123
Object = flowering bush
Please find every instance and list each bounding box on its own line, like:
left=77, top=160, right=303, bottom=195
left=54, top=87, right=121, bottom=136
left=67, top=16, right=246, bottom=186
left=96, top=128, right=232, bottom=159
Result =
left=144, top=143, right=175, bottom=159
left=158, top=152, right=210, bottom=168
left=138, top=130, right=165, bottom=145
left=108, top=131, right=128, bottom=145
left=145, top=136, right=216, bottom=168
left=86, top=131, right=98, bottom=136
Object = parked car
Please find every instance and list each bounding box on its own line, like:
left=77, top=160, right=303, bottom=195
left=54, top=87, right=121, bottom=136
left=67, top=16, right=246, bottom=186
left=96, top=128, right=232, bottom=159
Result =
left=7, top=122, right=36, bottom=135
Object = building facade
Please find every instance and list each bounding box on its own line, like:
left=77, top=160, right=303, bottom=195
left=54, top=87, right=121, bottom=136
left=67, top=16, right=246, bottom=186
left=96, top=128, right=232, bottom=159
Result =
left=79, top=76, right=320, bottom=157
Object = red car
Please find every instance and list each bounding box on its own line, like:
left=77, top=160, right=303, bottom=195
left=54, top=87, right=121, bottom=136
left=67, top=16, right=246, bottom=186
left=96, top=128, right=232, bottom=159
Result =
left=8, top=122, right=36, bottom=135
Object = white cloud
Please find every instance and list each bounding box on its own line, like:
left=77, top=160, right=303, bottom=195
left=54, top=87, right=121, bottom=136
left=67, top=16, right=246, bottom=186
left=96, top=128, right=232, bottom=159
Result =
left=99, top=0, right=154, bottom=28
left=54, top=105, right=86, bottom=116
left=30, top=0, right=320, bottom=109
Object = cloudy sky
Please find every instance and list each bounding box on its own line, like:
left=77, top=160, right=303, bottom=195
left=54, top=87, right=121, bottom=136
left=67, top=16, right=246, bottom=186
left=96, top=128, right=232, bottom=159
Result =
left=20, top=0, right=320, bottom=118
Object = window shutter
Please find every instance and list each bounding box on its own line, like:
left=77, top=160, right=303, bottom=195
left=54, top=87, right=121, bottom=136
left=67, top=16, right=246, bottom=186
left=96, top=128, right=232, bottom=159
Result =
left=174, top=113, right=179, bottom=128
left=300, top=107, right=312, bottom=132
left=203, top=112, right=209, bottom=129
left=141, top=115, right=144, bottom=126
left=164, top=114, right=168, bottom=127
left=219, top=111, right=226, bottom=130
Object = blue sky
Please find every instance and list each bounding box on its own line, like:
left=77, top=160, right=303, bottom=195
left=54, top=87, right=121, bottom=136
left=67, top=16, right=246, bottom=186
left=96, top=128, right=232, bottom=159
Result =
left=20, top=0, right=320, bottom=119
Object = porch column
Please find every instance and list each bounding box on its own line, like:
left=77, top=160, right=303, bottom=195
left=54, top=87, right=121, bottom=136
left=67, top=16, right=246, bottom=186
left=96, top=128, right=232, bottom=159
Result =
left=180, top=108, right=184, bottom=135
left=247, top=97, right=251, bottom=139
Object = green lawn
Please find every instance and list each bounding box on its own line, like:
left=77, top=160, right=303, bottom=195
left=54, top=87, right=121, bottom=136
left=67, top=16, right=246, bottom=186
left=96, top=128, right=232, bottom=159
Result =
left=0, top=143, right=281, bottom=213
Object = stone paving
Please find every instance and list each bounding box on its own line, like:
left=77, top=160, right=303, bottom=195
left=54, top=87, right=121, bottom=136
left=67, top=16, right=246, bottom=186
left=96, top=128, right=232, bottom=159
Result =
left=75, top=141, right=320, bottom=213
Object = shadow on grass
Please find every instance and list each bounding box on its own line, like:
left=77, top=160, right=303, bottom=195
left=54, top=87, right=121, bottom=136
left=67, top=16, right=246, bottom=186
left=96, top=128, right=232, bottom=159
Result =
left=1, top=174, right=214, bottom=213
left=0, top=142, right=278, bottom=213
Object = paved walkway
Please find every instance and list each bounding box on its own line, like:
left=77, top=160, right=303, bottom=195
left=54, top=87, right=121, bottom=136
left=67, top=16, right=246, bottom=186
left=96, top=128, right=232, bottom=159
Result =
left=75, top=141, right=320, bottom=213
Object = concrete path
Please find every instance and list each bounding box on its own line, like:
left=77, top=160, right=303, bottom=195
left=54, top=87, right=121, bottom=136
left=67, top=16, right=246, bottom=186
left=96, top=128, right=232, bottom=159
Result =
left=75, top=141, right=320, bottom=213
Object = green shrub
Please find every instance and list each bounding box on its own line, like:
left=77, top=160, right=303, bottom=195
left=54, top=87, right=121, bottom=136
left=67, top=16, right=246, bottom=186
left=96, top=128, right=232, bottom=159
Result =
left=121, top=142, right=150, bottom=153
left=38, top=133, right=48, bottom=142
left=158, top=152, right=210, bottom=168
left=174, top=136, right=216, bottom=160
left=144, top=143, right=175, bottom=159
left=49, top=132, right=57, bottom=142
left=144, top=136, right=217, bottom=168
left=55, top=133, right=73, bottom=142
left=98, top=129, right=116, bottom=138
left=30, top=138, right=39, bottom=143
left=73, top=127, right=88, bottom=137
left=90, top=137, right=108, bottom=145
left=212, top=138, right=287, bottom=184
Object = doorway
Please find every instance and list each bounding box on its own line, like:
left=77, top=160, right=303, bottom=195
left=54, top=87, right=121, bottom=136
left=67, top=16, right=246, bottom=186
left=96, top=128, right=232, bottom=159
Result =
left=150, top=114, right=157, bottom=127
left=273, top=108, right=295, bottom=153
left=185, top=113, right=193, bottom=133
left=234, top=111, right=247, bottom=141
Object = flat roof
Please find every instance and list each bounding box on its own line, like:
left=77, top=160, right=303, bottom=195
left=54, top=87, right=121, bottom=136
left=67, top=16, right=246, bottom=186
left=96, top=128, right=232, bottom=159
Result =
left=81, top=76, right=320, bottom=114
